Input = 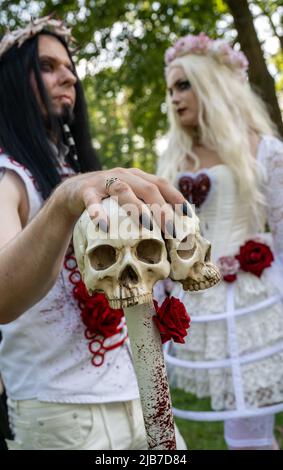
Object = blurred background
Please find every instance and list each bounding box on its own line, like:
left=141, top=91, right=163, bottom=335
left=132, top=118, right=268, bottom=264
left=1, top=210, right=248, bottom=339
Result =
left=0, top=0, right=282, bottom=174
left=0, top=0, right=283, bottom=449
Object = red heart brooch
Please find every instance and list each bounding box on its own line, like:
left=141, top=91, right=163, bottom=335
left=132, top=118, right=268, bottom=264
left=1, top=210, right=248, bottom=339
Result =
left=178, top=173, right=211, bottom=208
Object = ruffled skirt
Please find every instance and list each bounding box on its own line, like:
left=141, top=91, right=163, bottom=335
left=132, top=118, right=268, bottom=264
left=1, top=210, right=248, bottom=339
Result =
left=166, top=262, right=283, bottom=419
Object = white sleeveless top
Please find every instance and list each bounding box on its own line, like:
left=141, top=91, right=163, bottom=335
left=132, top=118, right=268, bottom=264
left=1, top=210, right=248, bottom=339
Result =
left=0, top=153, right=139, bottom=403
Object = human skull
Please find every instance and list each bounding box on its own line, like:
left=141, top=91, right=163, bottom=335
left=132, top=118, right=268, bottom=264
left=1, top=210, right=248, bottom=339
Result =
left=73, top=197, right=170, bottom=309
left=167, top=206, right=220, bottom=291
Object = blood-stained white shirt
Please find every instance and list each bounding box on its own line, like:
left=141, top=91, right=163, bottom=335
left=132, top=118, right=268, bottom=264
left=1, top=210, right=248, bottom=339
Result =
left=0, top=153, right=139, bottom=403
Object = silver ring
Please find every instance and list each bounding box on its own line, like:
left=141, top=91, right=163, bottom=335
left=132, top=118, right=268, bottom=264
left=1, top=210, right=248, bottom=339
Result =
left=105, top=176, right=119, bottom=193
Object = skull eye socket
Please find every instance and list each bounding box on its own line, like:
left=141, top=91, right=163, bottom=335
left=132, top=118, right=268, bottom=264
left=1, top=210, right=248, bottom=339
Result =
left=90, top=245, right=117, bottom=270
left=136, top=239, right=163, bottom=264
left=205, top=244, right=211, bottom=262
left=177, top=235, right=196, bottom=259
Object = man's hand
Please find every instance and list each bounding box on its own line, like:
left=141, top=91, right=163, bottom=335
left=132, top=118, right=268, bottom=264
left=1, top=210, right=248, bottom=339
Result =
left=53, top=167, right=186, bottom=234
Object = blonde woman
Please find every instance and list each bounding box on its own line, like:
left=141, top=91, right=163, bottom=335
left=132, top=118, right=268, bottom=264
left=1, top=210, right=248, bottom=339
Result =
left=158, top=33, right=283, bottom=450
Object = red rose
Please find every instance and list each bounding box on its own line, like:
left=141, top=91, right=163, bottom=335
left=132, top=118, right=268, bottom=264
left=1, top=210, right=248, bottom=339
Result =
left=235, top=240, right=274, bottom=278
left=223, top=274, right=237, bottom=283
left=153, top=297, right=190, bottom=344
left=80, top=292, right=124, bottom=338
left=73, top=280, right=91, bottom=308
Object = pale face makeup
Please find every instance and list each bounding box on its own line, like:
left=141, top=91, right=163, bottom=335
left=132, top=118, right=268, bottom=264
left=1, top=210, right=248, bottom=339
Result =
left=166, top=66, right=199, bottom=131
left=31, top=34, right=77, bottom=118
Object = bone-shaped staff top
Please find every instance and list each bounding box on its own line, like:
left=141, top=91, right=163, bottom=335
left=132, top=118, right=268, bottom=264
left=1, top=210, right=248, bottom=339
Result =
left=73, top=197, right=220, bottom=308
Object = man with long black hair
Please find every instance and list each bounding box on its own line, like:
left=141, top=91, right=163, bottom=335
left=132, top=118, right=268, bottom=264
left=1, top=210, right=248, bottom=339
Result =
left=0, top=17, right=186, bottom=449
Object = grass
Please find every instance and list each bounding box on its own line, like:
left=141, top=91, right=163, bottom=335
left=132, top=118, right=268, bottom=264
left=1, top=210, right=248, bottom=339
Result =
left=171, top=388, right=283, bottom=450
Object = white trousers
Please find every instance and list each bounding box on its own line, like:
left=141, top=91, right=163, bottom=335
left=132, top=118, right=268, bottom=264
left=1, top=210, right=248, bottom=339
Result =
left=224, top=415, right=275, bottom=449
left=6, top=398, right=186, bottom=450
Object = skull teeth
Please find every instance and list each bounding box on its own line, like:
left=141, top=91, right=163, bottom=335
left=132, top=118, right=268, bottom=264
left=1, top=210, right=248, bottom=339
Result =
left=182, top=265, right=221, bottom=291
left=109, top=292, right=153, bottom=309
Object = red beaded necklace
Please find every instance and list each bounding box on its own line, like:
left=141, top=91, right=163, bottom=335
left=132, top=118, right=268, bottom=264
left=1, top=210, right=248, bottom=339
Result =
left=64, top=244, right=128, bottom=366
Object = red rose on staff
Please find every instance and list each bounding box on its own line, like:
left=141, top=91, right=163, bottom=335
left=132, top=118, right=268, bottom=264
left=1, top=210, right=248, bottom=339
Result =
left=236, top=240, right=274, bottom=278
left=153, top=297, right=190, bottom=344
left=73, top=282, right=124, bottom=338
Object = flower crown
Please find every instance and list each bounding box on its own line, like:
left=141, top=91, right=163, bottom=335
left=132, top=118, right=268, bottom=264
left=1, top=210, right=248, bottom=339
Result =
left=0, top=15, right=75, bottom=59
left=165, top=32, right=248, bottom=80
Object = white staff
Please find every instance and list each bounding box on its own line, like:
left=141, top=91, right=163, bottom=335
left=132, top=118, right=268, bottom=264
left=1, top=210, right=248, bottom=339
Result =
left=124, top=300, right=176, bottom=450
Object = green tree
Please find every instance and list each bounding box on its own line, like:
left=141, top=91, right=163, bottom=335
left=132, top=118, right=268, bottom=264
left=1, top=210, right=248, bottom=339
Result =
left=225, top=0, right=283, bottom=134
left=1, top=0, right=282, bottom=169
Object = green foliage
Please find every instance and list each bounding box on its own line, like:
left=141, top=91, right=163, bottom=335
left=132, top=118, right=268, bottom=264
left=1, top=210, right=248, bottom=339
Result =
left=271, top=50, right=283, bottom=90
left=76, top=0, right=222, bottom=169
left=83, top=70, right=157, bottom=172
left=253, top=0, right=283, bottom=16
left=0, top=0, right=282, bottom=169
left=0, top=0, right=221, bottom=169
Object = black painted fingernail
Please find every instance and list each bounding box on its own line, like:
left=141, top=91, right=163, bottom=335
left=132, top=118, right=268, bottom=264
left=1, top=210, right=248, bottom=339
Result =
left=182, top=202, right=192, bottom=217
left=97, top=219, right=109, bottom=233
left=139, top=213, right=153, bottom=231
left=166, top=220, right=176, bottom=238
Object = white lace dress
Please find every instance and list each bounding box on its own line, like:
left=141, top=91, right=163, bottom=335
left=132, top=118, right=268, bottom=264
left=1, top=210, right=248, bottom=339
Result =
left=165, top=135, right=283, bottom=421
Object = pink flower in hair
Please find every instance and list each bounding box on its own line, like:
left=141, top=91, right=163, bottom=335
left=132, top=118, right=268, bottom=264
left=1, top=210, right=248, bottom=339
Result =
left=193, top=32, right=210, bottom=51
left=165, top=46, right=177, bottom=64
left=164, top=32, right=248, bottom=80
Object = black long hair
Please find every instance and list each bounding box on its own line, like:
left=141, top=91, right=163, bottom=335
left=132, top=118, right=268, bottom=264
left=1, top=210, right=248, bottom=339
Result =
left=0, top=31, right=101, bottom=199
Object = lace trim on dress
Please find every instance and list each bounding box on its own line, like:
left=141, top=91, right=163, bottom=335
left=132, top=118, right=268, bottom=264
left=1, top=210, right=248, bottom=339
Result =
left=258, top=136, right=283, bottom=257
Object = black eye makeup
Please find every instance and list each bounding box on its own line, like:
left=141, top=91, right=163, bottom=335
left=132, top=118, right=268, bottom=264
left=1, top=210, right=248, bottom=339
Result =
left=39, top=60, right=53, bottom=72
left=168, top=79, right=191, bottom=96
left=39, top=56, right=76, bottom=76
left=177, top=79, right=191, bottom=91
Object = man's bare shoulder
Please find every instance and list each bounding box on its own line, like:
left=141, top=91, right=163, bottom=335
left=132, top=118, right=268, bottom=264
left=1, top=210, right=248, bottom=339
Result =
left=0, top=170, right=29, bottom=245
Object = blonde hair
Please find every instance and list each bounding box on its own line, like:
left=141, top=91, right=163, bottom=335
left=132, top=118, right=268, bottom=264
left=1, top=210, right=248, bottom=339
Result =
left=157, top=54, right=278, bottom=220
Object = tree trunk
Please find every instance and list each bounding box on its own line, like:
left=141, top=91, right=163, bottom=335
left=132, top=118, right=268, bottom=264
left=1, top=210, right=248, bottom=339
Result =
left=225, top=0, right=283, bottom=136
